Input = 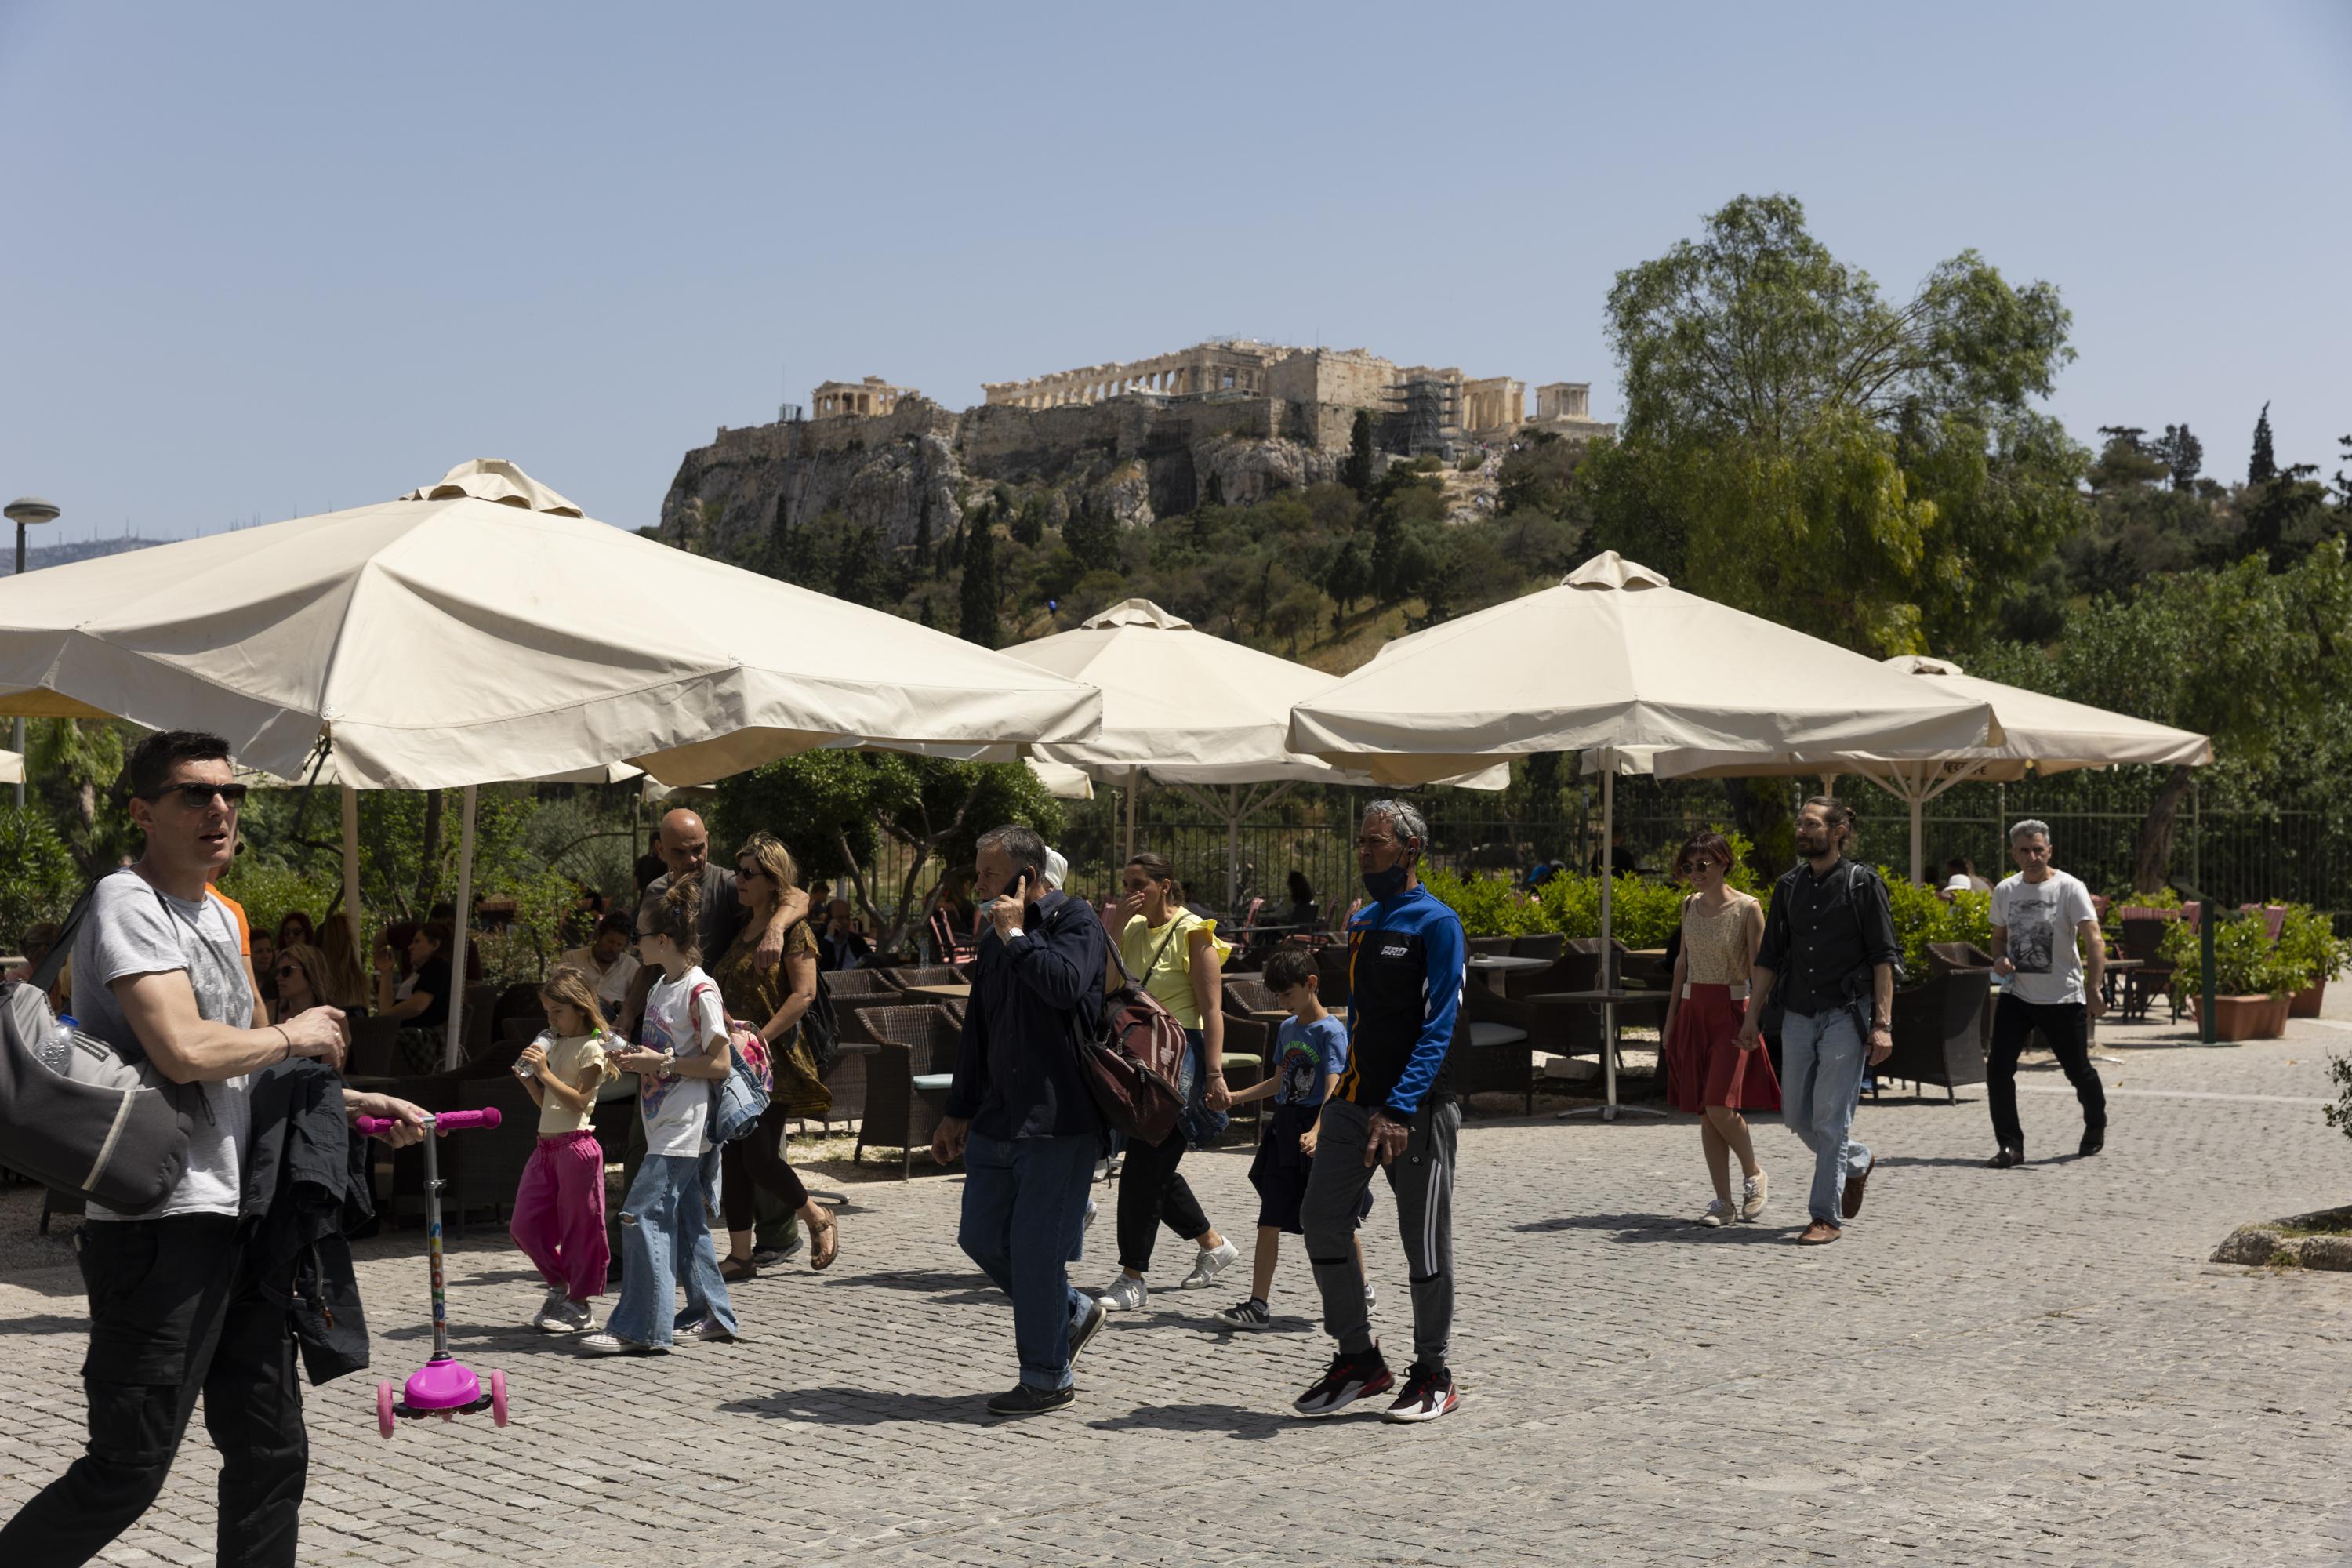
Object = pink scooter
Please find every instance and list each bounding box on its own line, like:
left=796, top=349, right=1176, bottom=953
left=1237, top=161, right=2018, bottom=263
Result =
left=354, top=1107, right=510, bottom=1437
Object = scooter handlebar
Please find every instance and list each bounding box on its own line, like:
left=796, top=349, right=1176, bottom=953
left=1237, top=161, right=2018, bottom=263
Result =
left=354, top=1107, right=502, bottom=1138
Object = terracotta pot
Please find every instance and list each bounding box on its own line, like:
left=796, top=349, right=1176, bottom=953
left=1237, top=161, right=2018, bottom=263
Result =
left=2188, top=993, right=2275, bottom=1043
left=2261, top=994, right=2292, bottom=1038
left=2290, top=979, right=2326, bottom=1019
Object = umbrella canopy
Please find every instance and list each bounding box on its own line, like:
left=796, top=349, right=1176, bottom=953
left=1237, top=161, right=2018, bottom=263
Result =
left=0, top=748, right=19, bottom=786
left=0, top=460, right=1102, bottom=789
left=1613, top=655, right=2212, bottom=882
left=1289, top=553, right=2002, bottom=783
left=1000, top=598, right=1501, bottom=907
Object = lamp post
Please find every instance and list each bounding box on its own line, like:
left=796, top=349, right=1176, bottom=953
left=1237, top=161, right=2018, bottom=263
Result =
left=4, top=497, right=61, bottom=808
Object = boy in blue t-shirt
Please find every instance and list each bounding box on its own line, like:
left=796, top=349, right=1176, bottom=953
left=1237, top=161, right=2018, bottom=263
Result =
left=1214, top=946, right=1374, bottom=1331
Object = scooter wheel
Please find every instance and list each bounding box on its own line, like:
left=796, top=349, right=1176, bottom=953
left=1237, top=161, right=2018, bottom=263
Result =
left=490, top=1369, right=508, bottom=1427
left=376, top=1381, right=396, bottom=1439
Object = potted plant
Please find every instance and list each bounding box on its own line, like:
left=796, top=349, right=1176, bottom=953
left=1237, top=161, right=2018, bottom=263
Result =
left=2167, top=912, right=2295, bottom=1042
left=2276, top=906, right=2348, bottom=1019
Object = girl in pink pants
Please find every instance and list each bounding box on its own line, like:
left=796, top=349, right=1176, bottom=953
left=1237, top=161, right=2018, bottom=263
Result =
left=510, top=967, right=621, bottom=1334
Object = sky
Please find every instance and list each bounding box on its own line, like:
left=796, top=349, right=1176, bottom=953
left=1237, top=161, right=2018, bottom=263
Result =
left=2, top=1, right=2348, bottom=543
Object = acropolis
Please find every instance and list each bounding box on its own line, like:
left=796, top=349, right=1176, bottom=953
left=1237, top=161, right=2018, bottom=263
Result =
left=803, top=339, right=1610, bottom=444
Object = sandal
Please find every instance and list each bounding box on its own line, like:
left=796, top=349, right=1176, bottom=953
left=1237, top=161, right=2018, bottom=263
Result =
left=809, top=1210, right=840, bottom=1272
left=720, top=1256, right=759, bottom=1283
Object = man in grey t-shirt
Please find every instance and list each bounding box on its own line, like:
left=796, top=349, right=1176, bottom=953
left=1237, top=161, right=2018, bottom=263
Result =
left=2, top=732, right=427, bottom=1567
left=1984, top=820, right=2108, bottom=1168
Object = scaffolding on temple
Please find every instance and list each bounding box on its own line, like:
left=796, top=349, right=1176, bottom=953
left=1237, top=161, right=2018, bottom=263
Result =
left=1384, top=374, right=1460, bottom=459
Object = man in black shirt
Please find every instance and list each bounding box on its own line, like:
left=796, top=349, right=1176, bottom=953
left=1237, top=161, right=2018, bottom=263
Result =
left=1737, top=797, right=1898, bottom=1245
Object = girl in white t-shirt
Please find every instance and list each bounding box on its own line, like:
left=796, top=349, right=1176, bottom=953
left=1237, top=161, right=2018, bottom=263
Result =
left=581, top=883, right=739, bottom=1355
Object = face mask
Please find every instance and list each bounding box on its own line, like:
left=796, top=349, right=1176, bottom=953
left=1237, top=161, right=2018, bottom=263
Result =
left=1362, top=862, right=1410, bottom=901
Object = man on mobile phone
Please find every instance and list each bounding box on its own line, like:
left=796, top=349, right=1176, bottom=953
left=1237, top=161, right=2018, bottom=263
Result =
left=933, top=825, right=1109, bottom=1419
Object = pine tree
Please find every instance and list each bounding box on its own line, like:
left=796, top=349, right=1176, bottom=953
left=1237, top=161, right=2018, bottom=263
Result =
left=958, top=516, right=999, bottom=646
left=1062, top=499, right=1120, bottom=573
left=2249, top=402, right=2277, bottom=486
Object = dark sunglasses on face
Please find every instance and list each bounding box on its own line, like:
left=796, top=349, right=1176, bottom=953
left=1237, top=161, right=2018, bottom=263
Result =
left=275, top=964, right=301, bottom=978
left=143, top=781, right=249, bottom=808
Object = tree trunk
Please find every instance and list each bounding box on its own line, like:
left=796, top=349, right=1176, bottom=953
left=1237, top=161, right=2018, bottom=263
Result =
left=2132, top=764, right=2196, bottom=894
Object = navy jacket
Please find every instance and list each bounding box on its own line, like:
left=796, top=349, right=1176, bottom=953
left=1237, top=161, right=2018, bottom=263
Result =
left=1337, top=883, right=1466, bottom=1118
left=946, top=890, right=1107, bottom=1142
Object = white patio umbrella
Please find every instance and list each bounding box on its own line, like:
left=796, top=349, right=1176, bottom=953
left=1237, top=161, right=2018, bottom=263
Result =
left=0, top=748, right=19, bottom=786
left=0, top=459, right=1102, bottom=1065
left=1617, top=655, right=2213, bottom=884
left=1001, top=599, right=1502, bottom=912
left=1290, top=553, right=2002, bottom=1117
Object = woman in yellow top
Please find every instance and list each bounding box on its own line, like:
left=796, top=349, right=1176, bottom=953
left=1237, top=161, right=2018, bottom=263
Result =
left=1095, top=851, right=1240, bottom=1314
left=712, top=831, right=840, bottom=1277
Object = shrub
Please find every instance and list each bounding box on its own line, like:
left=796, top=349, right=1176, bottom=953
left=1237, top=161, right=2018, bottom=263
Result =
left=1456, top=450, right=1488, bottom=472
left=2275, top=906, right=2348, bottom=989
left=1882, top=875, right=1992, bottom=981
left=0, top=806, right=78, bottom=954
left=1420, top=868, right=1544, bottom=938
left=2160, top=910, right=2301, bottom=999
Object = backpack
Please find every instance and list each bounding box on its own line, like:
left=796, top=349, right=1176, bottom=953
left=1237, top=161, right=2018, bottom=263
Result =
left=0, top=882, right=196, bottom=1213
left=1079, top=922, right=1191, bottom=1145
left=802, top=940, right=844, bottom=1076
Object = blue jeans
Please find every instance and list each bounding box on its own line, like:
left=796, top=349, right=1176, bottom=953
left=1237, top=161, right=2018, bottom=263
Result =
left=607, top=1150, right=737, bottom=1347
left=1780, top=1007, right=1873, bottom=1227
left=959, top=1129, right=1096, bottom=1390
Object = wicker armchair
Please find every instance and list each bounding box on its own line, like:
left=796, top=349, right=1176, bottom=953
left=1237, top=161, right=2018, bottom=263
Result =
left=883, top=964, right=968, bottom=992
left=1221, top=975, right=1282, bottom=1015
left=850, top=1004, right=964, bottom=1178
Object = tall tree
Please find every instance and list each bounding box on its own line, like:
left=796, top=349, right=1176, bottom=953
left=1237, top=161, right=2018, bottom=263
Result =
left=1586, top=193, right=2084, bottom=653
left=2153, top=423, right=2204, bottom=489
left=1061, top=499, right=1120, bottom=574
left=1343, top=408, right=1376, bottom=495
left=2249, top=402, right=2277, bottom=485
left=958, top=514, right=1000, bottom=647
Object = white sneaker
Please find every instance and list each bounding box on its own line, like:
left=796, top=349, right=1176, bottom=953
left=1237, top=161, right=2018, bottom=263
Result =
left=1178, top=1239, right=1240, bottom=1290
left=1098, top=1273, right=1147, bottom=1312
left=535, top=1298, right=593, bottom=1334
left=1740, top=1171, right=1769, bottom=1221
left=579, top=1330, right=663, bottom=1356
left=530, top=1285, right=566, bottom=1327
left=1697, top=1198, right=1736, bottom=1228
left=678, top=1316, right=737, bottom=1344
left=1364, top=1280, right=1377, bottom=1312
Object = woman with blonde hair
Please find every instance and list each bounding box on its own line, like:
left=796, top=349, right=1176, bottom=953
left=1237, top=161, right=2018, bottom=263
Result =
left=711, top=830, right=839, bottom=1277
left=267, top=943, right=336, bottom=1025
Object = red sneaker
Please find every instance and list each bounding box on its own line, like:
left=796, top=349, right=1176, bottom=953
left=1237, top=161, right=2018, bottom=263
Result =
left=1292, top=1347, right=1393, bottom=1418
left=1384, top=1363, right=1460, bottom=1424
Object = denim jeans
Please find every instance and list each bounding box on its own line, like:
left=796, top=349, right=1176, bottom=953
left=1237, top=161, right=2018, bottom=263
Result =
left=958, top=1129, right=1096, bottom=1390
left=607, top=1150, right=737, bottom=1347
left=1780, top=1007, right=1873, bottom=1226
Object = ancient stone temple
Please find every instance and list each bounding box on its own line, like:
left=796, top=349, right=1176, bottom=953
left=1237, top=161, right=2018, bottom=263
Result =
left=981, top=340, right=1287, bottom=408
left=811, top=377, right=916, bottom=418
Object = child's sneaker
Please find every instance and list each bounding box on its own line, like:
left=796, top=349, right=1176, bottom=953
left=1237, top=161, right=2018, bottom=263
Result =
left=536, top=1298, right=593, bottom=1334
left=1215, top=1297, right=1273, bottom=1330
left=1697, top=1197, right=1736, bottom=1228
left=678, top=1316, right=737, bottom=1344
left=1364, top=1280, right=1377, bottom=1312
left=1178, top=1238, right=1240, bottom=1290
left=1740, top=1171, right=1769, bottom=1221
left=1097, top=1273, right=1147, bottom=1312
left=530, top=1285, right=566, bottom=1327
left=579, top=1330, right=663, bottom=1356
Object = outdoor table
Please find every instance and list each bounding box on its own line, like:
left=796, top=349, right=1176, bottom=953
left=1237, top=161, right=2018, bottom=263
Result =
left=1527, top=988, right=1671, bottom=1122
left=1465, top=953, right=1552, bottom=996
left=2103, top=957, right=2147, bottom=1018
left=902, top=983, right=971, bottom=1001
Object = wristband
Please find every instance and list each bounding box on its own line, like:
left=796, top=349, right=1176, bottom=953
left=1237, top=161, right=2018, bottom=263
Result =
left=273, top=1025, right=292, bottom=1062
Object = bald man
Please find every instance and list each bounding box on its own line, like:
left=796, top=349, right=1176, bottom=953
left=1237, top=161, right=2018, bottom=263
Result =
left=619, top=808, right=805, bottom=1036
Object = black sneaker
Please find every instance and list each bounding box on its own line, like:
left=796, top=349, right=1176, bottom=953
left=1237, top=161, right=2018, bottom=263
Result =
left=1292, top=1346, right=1393, bottom=1418
left=751, top=1234, right=805, bottom=1269
left=985, top=1383, right=1075, bottom=1418
left=1068, top=1298, right=1107, bottom=1363
left=1385, top=1362, right=1459, bottom=1424
left=1215, top=1298, right=1273, bottom=1331
left=2078, top=1127, right=2104, bottom=1158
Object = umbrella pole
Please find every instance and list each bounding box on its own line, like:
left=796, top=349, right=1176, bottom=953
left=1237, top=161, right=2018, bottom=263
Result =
left=1559, top=757, right=1664, bottom=1124
left=339, top=784, right=363, bottom=957
left=1227, top=786, right=1241, bottom=916
left=1124, top=767, right=1138, bottom=865
left=441, top=785, right=477, bottom=1072
left=1911, top=797, right=1924, bottom=887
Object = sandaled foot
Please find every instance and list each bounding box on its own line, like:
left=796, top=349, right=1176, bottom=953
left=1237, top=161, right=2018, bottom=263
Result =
left=720, top=1256, right=758, bottom=1283
left=809, top=1211, right=840, bottom=1272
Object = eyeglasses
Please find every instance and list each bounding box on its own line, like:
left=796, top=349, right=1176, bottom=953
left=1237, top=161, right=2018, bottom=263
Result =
left=275, top=964, right=302, bottom=978
left=736, top=864, right=763, bottom=880
left=141, top=782, right=249, bottom=808
left=635, top=929, right=658, bottom=940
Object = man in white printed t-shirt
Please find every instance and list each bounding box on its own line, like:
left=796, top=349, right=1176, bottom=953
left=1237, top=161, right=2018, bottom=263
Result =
left=2, top=731, right=429, bottom=1567
left=1984, top=818, right=2108, bottom=1168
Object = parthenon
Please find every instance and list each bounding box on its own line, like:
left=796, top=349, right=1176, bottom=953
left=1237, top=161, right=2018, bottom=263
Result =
left=981, top=339, right=1283, bottom=408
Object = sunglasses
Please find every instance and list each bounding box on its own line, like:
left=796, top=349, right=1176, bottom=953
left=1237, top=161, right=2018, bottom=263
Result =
left=275, top=964, right=302, bottom=978
left=142, top=782, right=249, bottom=808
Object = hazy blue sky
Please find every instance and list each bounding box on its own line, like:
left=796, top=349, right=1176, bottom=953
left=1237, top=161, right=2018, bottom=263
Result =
left=3, top=2, right=2347, bottom=543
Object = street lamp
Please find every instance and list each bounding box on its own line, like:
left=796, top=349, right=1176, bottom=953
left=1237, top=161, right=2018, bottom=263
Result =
left=3, top=496, right=60, bottom=808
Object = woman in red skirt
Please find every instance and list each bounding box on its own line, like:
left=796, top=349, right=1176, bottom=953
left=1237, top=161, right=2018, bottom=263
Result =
left=1661, top=832, right=1778, bottom=1226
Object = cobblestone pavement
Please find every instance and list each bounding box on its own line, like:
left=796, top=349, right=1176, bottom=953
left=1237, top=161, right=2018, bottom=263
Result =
left=4, top=1009, right=2350, bottom=1567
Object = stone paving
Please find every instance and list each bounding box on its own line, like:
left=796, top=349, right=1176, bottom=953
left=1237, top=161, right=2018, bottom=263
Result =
left=4, top=1007, right=2350, bottom=1566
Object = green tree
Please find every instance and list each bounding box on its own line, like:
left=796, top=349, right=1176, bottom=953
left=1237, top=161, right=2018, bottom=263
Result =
left=958, top=513, right=1000, bottom=646
left=0, top=804, right=79, bottom=953
left=1587, top=192, right=2083, bottom=653
left=26, top=717, right=129, bottom=875
left=2154, top=423, right=2204, bottom=489
left=2249, top=402, right=2277, bottom=485
left=1342, top=408, right=1376, bottom=495
left=711, top=750, right=1061, bottom=952
left=1062, top=499, right=1120, bottom=574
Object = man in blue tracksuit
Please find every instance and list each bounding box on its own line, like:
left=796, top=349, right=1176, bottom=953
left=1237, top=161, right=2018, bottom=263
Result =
left=1292, top=799, right=1467, bottom=1424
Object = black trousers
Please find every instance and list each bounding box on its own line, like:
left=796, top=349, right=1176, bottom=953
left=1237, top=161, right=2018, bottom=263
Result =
left=1116, top=1123, right=1211, bottom=1273
left=1987, top=993, right=2108, bottom=1152
left=720, top=1099, right=809, bottom=1230
left=0, top=1214, right=307, bottom=1568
